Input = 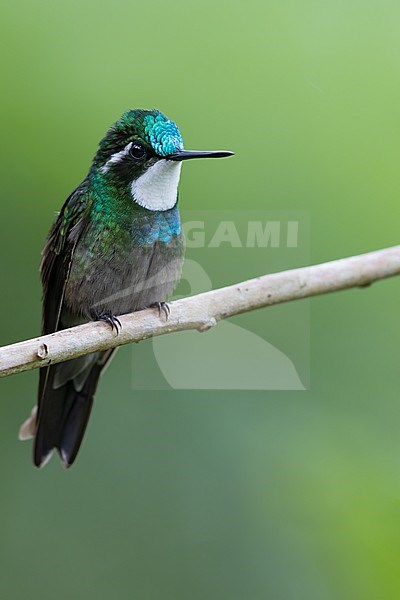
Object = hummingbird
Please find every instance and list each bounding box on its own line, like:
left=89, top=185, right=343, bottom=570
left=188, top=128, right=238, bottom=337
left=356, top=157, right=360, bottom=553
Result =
left=19, top=109, right=233, bottom=468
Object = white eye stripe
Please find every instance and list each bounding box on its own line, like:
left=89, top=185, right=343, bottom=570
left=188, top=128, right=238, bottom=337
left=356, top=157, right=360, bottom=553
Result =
left=131, top=159, right=182, bottom=211
left=100, top=142, right=133, bottom=173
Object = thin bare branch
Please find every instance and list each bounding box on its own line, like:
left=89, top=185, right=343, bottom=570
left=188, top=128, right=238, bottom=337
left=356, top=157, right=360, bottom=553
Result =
left=1, top=245, right=399, bottom=378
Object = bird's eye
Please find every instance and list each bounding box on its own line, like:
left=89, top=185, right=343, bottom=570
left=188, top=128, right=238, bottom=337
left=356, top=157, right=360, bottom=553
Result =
left=129, top=143, right=147, bottom=160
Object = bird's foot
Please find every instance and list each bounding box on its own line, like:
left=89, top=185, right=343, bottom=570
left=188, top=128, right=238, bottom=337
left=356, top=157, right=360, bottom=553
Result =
left=151, top=302, right=170, bottom=321
left=93, top=311, right=122, bottom=334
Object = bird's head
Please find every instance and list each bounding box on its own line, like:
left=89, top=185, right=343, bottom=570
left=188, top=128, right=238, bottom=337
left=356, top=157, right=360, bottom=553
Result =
left=91, top=109, right=233, bottom=211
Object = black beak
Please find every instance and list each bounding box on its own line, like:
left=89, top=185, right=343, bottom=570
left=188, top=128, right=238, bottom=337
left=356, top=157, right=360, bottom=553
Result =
left=167, top=149, right=234, bottom=161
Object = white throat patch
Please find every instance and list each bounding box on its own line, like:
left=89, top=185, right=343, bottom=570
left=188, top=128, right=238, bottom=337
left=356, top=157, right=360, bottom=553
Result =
left=131, top=159, right=182, bottom=211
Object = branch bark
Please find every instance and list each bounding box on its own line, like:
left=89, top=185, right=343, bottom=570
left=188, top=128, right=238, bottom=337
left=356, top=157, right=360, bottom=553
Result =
left=1, top=245, right=399, bottom=379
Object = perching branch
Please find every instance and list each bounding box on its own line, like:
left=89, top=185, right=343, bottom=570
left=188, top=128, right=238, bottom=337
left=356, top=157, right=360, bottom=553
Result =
left=1, top=245, right=400, bottom=379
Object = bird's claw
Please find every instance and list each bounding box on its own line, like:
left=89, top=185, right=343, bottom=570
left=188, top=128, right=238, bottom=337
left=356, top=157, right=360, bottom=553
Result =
left=95, top=312, right=122, bottom=334
left=151, top=302, right=170, bottom=321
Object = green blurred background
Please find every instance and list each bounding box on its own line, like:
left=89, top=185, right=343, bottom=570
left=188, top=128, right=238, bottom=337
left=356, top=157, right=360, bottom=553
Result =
left=1, top=0, right=400, bottom=598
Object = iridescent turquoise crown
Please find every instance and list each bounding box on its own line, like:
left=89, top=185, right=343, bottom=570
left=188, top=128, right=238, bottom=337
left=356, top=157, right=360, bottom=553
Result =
left=141, top=111, right=183, bottom=156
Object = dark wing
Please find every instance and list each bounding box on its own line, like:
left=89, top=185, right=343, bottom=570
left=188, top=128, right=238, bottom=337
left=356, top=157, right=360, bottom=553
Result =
left=40, top=181, right=91, bottom=335
left=37, top=183, right=92, bottom=428
left=35, top=182, right=104, bottom=467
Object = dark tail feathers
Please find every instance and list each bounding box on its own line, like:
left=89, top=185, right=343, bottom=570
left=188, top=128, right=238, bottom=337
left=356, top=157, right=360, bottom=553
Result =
left=34, top=350, right=114, bottom=468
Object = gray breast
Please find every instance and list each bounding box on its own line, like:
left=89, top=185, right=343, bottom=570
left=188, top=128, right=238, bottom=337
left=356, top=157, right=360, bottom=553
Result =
left=65, top=233, right=184, bottom=319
